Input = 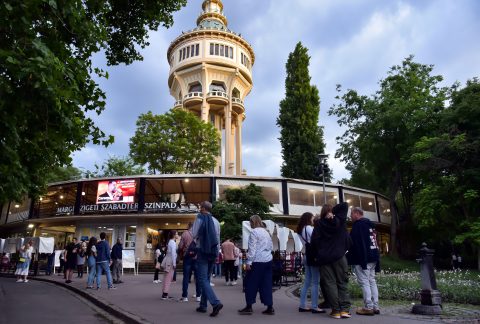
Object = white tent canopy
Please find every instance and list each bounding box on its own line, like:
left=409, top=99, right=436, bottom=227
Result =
left=242, top=220, right=303, bottom=253
left=1, top=237, right=54, bottom=254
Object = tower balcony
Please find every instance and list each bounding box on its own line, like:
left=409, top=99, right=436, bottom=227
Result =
left=231, top=97, right=245, bottom=114
left=206, top=91, right=229, bottom=105
left=173, top=100, right=183, bottom=109
left=183, top=92, right=203, bottom=107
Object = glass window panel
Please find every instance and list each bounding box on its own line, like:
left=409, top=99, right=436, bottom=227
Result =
left=144, top=179, right=210, bottom=213
left=229, top=47, right=233, bottom=58
left=289, top=188, right=314, bottom=206
left=261, top=187, right=280, bottom=204
left=225, top=46, right=228, bottom=58
left=210, top=43, right=214, bottom=55
left=315, top=190, right=339, bottom=206
left=186, top=46, right=190, bottom=58
left=344, top=193, right=361, bottom=209
left=215, top=44, right=219, bottom=55
left=220, top=45, right=224, bottom=56
left=195, top=43, right=199, bottom=56
left=378, top=197, right=391, bottom=219
left=35, top=184, right=77, bottom=218
left=360, top=195, right=376, bottom=212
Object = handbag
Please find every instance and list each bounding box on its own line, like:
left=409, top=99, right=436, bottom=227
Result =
left=18, top=257, right=26, bottom=263
left=303, top=228, right=320, bottom=267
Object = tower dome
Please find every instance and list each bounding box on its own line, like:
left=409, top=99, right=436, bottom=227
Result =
left=166, top=0, right=255, bottom=175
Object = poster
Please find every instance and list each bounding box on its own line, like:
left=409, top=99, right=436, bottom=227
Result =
left=96, top=180, right=136, bottom=204
left=122, top=250, right=135, bottom=269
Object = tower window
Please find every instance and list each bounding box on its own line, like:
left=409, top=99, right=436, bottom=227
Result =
left=196, top=44, right=200, bottom=56
left=209, top=43, right=234, bottom=59
left=215, top=44, right=219, bottom=55
left=186, top=46, right=190, bottom=58
left=210, top=43, right=214, bottom=55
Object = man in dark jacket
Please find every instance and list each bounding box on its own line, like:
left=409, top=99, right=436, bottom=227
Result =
left=96, top=232, right=116, bottom=290
left=349, top=207, right=380, bottom=315
left=111, top=238, right=123, bottom=284
left=312, top=202, right=351, bottom=319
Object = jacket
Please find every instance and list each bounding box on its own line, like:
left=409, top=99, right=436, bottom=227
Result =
left=348, top=217, right=380, bottom=269
left=96, top=240, right=111, bottom=263
left=311, top=202, right=350, bottom=265
left=111, top=243, right=123, bottom=260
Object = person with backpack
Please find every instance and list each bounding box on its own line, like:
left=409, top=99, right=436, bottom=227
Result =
left=178, top=222, right=201, bottom=302
left=349, top=207, right=380, bottom=316
left=311, top=202, right=351, bottom=319
left=95, top=232, right=116, bottom=290
left=296, top=212, right=325, bottom=313
left=153, top=244, right=164, bottom=284
left=192, top=201, right=223, bottom=317
left=238, top=215, right=274, bottom=315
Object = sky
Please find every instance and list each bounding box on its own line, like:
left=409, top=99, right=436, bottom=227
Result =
left=72, top=0, right=480, bottom=181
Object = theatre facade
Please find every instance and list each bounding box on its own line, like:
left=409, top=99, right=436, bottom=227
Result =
left=0, top=175, right=391, bottom=261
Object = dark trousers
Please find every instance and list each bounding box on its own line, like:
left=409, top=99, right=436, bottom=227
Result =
left=154, top=268, right=160, bottom=281
left=244, top=261, right=273, bottom=307
left=224, top=260, right=237, bottom=282
left=182, top=256, right=201, bottom=298
left=319, top=256, right=351, bottom=312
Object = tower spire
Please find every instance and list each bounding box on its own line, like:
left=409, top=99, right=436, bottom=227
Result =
left=197, top=0, right=228, bottom=29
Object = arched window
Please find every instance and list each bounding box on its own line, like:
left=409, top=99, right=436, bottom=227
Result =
left=209, top=82, right=226, bottom=92
left=232, top=88, right=240, bottom=98
left=189, top=83, right=202, bottom=93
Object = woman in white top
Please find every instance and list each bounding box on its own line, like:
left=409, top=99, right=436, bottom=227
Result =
left=238, top=215, right=274, bottom=315
left=15, top=240, right=34, bottom=282
left=161, top=230, right=178, bottom=299
left=297, top=212, right=325, bottom=313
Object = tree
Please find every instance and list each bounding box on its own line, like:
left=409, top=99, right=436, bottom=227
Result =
left=277, top=42, right=328, bottom=181
left=212, top=184, right=272, bottom=241
left=129, top=109, right=220, bottom=174
left=90, top=156, right=145, bottom=177
left=45, top=165, right=83, bottom=183
left=411, top=79, right=480, bottom=268
left=0, top=0, right=187, bottom=204
left=329, top=56, right=448, bottom=256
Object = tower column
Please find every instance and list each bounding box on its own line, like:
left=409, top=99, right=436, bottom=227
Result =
left=201, top=64, right=209, bottom=122
left=224, top=103, right=234, bottom=175
left=236, top=114, right=243, bottom=175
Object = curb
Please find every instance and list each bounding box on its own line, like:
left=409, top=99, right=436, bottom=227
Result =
left=0, top=274, right=148, bottom=324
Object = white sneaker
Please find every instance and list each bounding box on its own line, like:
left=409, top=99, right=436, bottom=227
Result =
left=23, top=279, right=29, bottom=283
left=16, top=279, right=23, bottom=283
left=178, top=297, right=188, bottom=302
left=153, top=280, right=159, bottom=284
left=232, top=281, right=237, bottom=285
left=196, top=296, right=201, bottom=302
left=210, top=282, right=215, bottom=287
left=192, top=294, right=196, bottom=298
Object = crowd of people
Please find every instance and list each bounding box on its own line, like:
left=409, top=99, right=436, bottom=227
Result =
left=4, top=200, right=382, bottom=320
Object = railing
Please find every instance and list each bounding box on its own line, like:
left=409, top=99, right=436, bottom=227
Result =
left=207, top=91, right=228, bottom=99
left=232, top=97, right=244, bottom=105
left=183, top=92, right=203, bottom=100
left=174, top=100, right=183, bottom=108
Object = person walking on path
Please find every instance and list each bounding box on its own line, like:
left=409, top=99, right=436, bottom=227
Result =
left=296, top=212, right=325, bottom=314
left=161, top=230, right=178, bottom=300
left=238, top=215, right=274, bottom=315
left=153, top=245, right=164, bottom=284
left=312, top=203, right=351, bottom=319
left=86, top=237, right=97, bottom=289
left=111, top=238, right=123, bottom=284
left=96, top=232, right=116, bottom=290
left=76, top=241, right=86, bottom=278
left=65, top=238, right=78, bottom=284
left=15, top=240, right=34, bottom=282
left=221, top=239, right=237, bottom=286
left=178, top=223, right=201, bottom=302
left=192, top=201, right=223, bottom=317
left=348, top=207, right=380, bottom=316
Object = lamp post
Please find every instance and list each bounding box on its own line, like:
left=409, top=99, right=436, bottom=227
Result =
left=318, top=154, right=329, bottom=204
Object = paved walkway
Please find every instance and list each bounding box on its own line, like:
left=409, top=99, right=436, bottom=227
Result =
left=6, top=273, right=480, bottom=323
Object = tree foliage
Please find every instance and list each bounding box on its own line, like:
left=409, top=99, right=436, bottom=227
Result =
left=0, top=0, right=187, bottom=204
left=277, top=42, right=328, bottom=181
left=411, top=79, right=480, bottom=252
left=329, top=56, right=448, bottom=255
left=89, top=156, right=145, bottom=177
left=129, top=109, right=220, bottom=174
left=45, top=165, right=83, bottom=183
left=212, top=184, right=272, bottom=241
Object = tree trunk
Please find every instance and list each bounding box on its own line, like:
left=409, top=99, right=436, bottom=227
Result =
left=478, top=246, right=480, bottom=271
left=389, top=169, right=402, bottom=257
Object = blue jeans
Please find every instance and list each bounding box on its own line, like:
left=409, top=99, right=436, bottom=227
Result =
left=87, top=256, right=96, bottom=287
left=197, top=253, right=221, bottom=310
left=96, top=261, right=113, bottom=288
left=182, top=256, right=201, bottom=298
left=300, top=265, right=320, bottom=308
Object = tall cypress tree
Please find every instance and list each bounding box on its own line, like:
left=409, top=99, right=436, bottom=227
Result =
left=277, top=42, right=327, bottom=180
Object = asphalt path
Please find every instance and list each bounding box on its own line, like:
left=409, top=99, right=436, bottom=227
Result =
left=0, top=277, right=115, bottom=324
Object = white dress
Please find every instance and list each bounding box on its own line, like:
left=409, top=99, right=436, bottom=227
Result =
left=15, top=246, right=33, bottom=276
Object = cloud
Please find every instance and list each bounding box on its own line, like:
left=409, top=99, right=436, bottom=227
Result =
left=72, top=0, right=480, bottom=184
